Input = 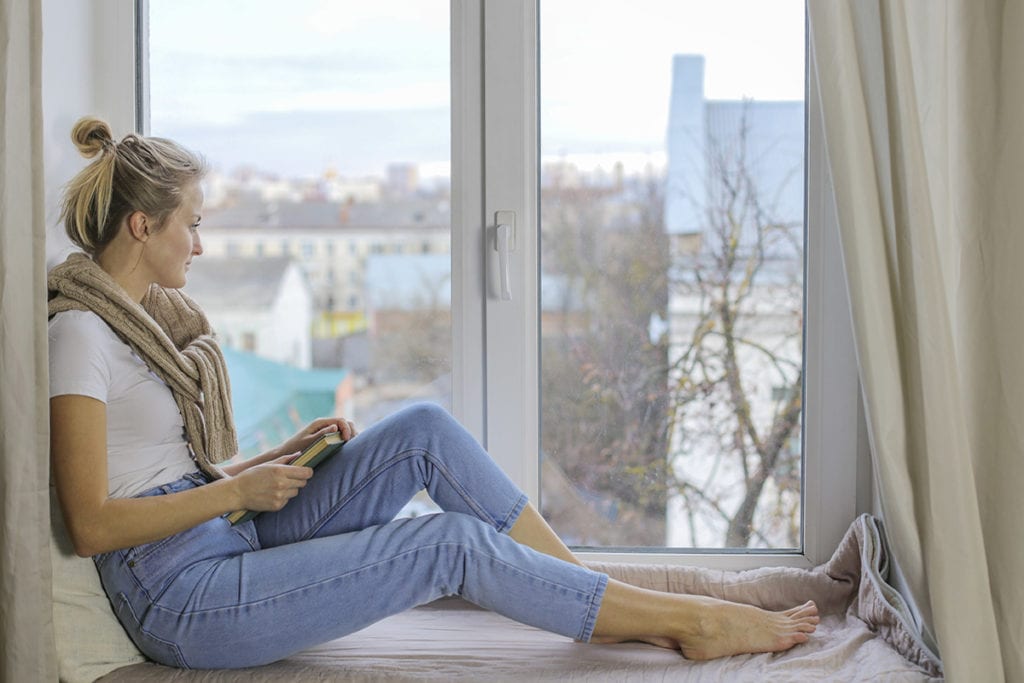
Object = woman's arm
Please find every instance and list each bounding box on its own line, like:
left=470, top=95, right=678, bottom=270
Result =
left=50, top=394, right=314, bottom=557
left=219, top=446, right=287, bottom=477
left=219, top=417, right=358, bottom=477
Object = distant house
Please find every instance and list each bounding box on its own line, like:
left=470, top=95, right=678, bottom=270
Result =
left=360, top=253, right=453, bottom=419
left=185, top=256, right=314, bottom=369
left=220, top=347, right=353, bottom=459
left=195, top=197, right=450, bottom=318
left=363, top=252, right=451, bottom=316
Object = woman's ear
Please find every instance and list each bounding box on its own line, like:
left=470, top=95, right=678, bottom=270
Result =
left=126, top=210, right=150, bottom=242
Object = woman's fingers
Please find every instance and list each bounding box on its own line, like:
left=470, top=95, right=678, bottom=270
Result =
left=278, top=463, right=314, bottom=480
left=236, top=461, right=315, bottom=511
left=310, top=417, right=358, bottom=441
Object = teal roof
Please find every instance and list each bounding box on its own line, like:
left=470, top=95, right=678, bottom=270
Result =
left=222, top=347, right=348, bottom=457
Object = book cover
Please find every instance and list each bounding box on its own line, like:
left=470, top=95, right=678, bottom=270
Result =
left=226, top=432, right=345, bottom=525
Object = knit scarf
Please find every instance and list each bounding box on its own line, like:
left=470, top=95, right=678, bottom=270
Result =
left=48, top=252, right=236, bottom=479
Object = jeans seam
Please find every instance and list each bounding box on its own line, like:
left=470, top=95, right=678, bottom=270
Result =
left=300, top=449, right=424, bottom=540
left=147, top=542, right=453, bottom=617
left=302, top=448, right=516, bottom=540
left=146, top=541, right=595, bottom=618
left=473, top=547, right=600, bottom=602
left=496, top=493, right=528, bottom=534
left=107, top=549, right=158, bottom=604
left=419, top=448, right=511, bottom=528
left=116, top=591, right=190, bottom=668
left=577, top=572, right=609, bottom=642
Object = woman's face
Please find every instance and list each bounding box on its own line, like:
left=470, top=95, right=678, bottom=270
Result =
left=144, top=183, right=204, bottom=290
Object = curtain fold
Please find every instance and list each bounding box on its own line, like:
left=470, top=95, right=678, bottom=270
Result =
left=808, top=1, right=1024, bottom=680
left=0, top=0, right=58, bottom=680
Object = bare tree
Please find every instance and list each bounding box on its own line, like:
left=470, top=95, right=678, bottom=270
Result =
left=539, top=178, right=672, bottom=546
left=370, top=271, right=452, bottom=385
left=539, top=107, right=804, bottom=549
left=666, top=109, right=804, bottom=548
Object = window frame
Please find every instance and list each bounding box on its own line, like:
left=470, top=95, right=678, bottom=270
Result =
left=474, top=1, right=867, bottom=568
left=75, top=0, right=866, bottom=570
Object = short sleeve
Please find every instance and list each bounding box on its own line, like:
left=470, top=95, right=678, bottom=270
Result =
left=48, top=310, right=112, bottom=402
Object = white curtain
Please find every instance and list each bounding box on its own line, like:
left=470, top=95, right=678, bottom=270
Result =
left=0, top=0, right=58, bottom=680
left=808, top=2, right=1023, bottom=680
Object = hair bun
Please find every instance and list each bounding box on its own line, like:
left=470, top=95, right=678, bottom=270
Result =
left=71, top=116, right=115, bottom=159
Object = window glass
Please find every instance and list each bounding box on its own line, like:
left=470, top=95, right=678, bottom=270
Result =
left=150, top=2, right=451, bottom=523
left=539, top=0, right=806, bottom=549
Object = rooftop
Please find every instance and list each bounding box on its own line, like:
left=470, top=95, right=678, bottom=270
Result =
left=223, top=346, right=348, bottom=456
left=184, top=256, right=297, bottom=310
left=201, top=197, right=450, bottom=232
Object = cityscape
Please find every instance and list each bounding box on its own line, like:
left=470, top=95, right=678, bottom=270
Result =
left=174, top=52, right=806, bottom=550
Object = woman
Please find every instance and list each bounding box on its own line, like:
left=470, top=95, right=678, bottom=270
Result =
left=48, top=117, right=819, bottom=669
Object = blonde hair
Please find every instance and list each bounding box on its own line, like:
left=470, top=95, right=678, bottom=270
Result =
left=60, top=117, right=208, bottom=254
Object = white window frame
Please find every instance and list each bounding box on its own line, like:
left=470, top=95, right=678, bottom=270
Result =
left=472, top=2, right=867, bottom=568
left=58, top=0, right=868, bottom=570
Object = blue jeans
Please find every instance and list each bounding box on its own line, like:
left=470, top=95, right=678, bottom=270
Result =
left=94, top=403, right=609, bottom=669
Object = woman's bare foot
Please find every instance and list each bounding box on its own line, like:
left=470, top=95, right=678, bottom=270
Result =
left=589, top=634, right=680, bottom=650
left=676, top=599, right=819, bottom=660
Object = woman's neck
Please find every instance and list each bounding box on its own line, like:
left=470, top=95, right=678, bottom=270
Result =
left=94, top=245, right=150, bottom=304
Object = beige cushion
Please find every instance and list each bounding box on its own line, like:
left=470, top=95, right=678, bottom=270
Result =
left=50, top=490, right=146, bottom=683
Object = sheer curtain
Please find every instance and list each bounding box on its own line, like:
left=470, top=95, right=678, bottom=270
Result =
left=0, top=0, right=59, bottom=679
left=809, top=2, right=1023, bottom=680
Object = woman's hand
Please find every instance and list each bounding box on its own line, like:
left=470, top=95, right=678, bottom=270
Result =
left=229, top=454, right=315, bottom=513
left=219, top=417, right=359, bottom=478
left=277, top=417, right=358, bottom=457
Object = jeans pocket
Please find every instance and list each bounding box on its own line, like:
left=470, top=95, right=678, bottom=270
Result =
left=230, top=519, right=260, bottom=551
left=125, top=517, right=245, bottom=596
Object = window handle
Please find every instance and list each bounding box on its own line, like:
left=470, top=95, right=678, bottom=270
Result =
left=494, top=211, right=516, bottom=301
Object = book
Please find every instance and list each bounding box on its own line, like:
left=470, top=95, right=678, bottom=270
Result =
left=226, top=431, right=345, bottom=525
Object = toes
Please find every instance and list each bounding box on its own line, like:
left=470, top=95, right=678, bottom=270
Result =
left=786, top=601, right=818, bottom=618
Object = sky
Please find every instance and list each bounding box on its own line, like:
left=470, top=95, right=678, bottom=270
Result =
left=149, top=0, right=805, bottom=178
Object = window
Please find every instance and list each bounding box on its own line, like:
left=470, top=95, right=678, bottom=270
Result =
left=476, top=1, right=861, bottom=565
left=538, top=2, right=806, bottom=551
left=148, top=0, right=452, bottom=462
left=129, top=0, right=861, bottom=565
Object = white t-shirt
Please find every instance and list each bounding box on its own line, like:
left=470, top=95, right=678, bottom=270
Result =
left=48, top=310, right=198, bottom=498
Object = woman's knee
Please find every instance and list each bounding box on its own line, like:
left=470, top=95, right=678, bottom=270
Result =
left=419, top=511, right=496, bottom=547
left=400, top=401, right=455, bottom=432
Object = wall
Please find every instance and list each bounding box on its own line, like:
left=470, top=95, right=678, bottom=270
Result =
left=266, top=263, right=314, bottom=368
left=42, top=1, right=135, bottom=267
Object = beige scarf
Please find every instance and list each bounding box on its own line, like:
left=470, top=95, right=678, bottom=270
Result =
left=48, top=252, right=236, bottom=479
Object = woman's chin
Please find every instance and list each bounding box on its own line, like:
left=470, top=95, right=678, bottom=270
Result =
left=158, top=275, right=188, bottom=290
